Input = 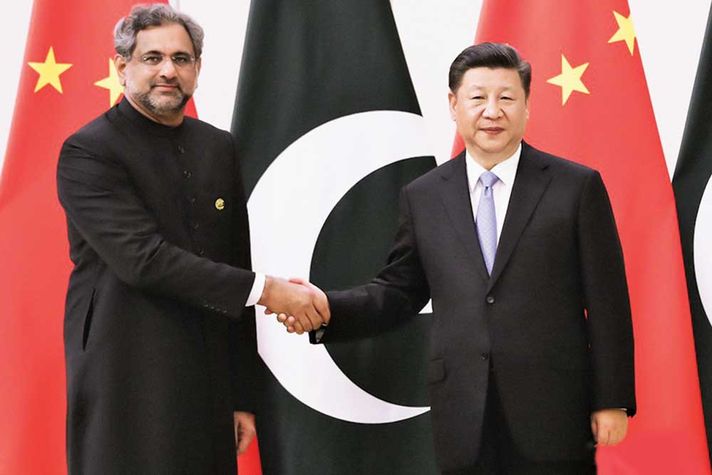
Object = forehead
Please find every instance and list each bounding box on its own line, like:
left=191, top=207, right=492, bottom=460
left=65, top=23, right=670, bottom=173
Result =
left=458, top=67, right=523, bottom=92
left=134, top=23, right=194, bottom=54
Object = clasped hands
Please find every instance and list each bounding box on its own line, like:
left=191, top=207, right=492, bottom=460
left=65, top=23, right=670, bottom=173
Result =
left=259, top=276, right=329, bottom=334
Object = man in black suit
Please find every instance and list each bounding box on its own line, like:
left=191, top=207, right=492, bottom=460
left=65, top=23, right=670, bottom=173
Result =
left=57, top=4, right=327, bottom=473
left=280, top=43, right=635, bottom=474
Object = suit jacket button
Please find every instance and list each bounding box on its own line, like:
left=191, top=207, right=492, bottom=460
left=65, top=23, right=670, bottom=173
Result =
left=486, top=295, right=495, bottom=304
left=481, top=353, right=489, bottom=361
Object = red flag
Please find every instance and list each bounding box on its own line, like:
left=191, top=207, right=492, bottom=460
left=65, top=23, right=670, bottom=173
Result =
left=0, top=1, right=263, bottom=474
left=454, top=0, right=710, bottom=472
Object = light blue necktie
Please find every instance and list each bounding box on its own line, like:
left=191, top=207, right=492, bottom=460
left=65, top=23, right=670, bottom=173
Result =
left=476, top=171, right=499, bottom=275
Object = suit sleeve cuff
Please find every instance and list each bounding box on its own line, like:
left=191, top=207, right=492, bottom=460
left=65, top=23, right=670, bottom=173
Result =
left=245, top=272, right=265, bottom=307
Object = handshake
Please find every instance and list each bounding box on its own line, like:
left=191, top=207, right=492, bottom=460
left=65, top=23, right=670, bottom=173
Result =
left=258, top=276, right=330, bottom=334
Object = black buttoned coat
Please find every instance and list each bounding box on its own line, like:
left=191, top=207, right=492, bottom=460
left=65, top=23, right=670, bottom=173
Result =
left=57, top=100, right=258, bottom=474
left=321, top=143, right=636, bottom=472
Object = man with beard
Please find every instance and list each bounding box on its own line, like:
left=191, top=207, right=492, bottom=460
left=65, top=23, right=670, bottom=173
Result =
left=57, top=4, right=328, bottom=473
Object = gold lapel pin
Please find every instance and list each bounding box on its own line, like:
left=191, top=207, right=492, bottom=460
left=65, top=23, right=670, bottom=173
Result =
left=215, top=198, right=225, bottom=211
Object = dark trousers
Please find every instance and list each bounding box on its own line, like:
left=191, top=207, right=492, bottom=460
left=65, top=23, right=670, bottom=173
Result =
left=443, top=373, right=596, bottom=475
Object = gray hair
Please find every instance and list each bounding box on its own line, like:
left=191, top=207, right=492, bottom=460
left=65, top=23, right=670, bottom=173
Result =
left=114, top=4, right=204, bottom=59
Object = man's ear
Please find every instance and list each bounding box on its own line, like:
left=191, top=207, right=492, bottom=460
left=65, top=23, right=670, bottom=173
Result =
left=114, top=54, right=127, bottom=86
left=194, top=57, right=202, bottom=90
left=448, top=90, right=457, bottom=121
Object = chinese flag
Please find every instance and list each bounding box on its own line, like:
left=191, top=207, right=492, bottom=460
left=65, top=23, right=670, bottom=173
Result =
left=0, top=1, right=262, bottom=475
left=0, top=1, right=137, bottom=472
left=457, top=1, right=710, bottom=472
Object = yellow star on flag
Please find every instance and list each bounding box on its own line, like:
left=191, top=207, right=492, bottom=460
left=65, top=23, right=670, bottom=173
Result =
left=546, top=54, right=590, bottom=105
left=608, top=11, right=636, bottom=55
left=28, top=47, right=73, bottom=93
left=94, top=59, right=124, bottom=107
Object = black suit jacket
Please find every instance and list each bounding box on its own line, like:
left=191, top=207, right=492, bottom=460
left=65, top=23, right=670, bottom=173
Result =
left=320, top=143, right=635, bottom=471
left=57, top=100, right=258, bottom=474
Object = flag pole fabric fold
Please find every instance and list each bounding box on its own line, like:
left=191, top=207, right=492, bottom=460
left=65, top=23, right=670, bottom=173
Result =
left=673, top=2, right=712, bottom=465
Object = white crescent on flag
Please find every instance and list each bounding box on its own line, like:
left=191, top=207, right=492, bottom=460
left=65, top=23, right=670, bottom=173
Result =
left=694, top=175, right=712, bottom=324
left=249, top=110, right=433, bottom=423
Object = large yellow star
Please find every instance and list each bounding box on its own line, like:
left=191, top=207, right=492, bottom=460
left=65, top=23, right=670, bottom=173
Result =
left=608, top=11, right=636, bottom=55
left=546, top=54, right=590, bottom=105
left=94, top=59, right=124, bottom=107
left=28, top=47, right=72, bottom=93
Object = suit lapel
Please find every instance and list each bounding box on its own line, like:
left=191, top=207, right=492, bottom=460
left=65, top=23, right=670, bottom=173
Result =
left=438, top=153, right=489, bottom=282
left=488, top=143, right=551, bottom=290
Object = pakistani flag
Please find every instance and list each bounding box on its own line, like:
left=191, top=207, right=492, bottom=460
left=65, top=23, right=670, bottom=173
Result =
left=232, top=0, right=438, bottom=473
left=673, top=3, right=712, bottom=463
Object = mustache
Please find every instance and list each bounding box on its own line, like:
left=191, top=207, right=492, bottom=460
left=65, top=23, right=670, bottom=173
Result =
left=151, top=81, right=182, bottom=91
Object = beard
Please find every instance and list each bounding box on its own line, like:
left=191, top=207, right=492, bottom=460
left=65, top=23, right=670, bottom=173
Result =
left=132, top=83, right=191, bottom=118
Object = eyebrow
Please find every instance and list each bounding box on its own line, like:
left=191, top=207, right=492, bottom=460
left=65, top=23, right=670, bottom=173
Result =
left=467, top=85, right=517, bottom=92
left=138, top=49, right=193, bottom=56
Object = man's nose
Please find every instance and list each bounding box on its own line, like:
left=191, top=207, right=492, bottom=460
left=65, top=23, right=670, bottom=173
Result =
left=159, top=58, right=177, bottom=78
left=482, top=98, right=501, bottom=118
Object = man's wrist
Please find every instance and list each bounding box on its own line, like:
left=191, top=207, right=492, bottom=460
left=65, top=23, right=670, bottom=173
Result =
left=257, top=275, right=275, bottom=307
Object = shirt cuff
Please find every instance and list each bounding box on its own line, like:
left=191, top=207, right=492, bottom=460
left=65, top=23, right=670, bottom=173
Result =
left=313, top=326, right=327, bottom=343
left=245, top=272, right=265, bottom=307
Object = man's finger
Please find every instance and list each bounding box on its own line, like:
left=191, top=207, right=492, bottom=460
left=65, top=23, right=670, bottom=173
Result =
left=293, top=320, right=306, bottom=335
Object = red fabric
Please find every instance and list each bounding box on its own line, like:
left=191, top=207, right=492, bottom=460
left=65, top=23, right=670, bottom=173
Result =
left=238, top=436, right=263, bottom=474
left=0, top=1, right=260, bottom=473
left=453, top=1, right=710, bottom=472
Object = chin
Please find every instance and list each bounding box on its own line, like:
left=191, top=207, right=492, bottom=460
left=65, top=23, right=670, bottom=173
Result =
left=153, top=97, right=187, bottom=112
left=475, top=142, right=507, bottom=154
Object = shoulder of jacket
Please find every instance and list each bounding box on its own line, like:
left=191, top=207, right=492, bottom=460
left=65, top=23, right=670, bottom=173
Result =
left=406, top=157, right=461, bottom=192
left=524, top=143, right=598, bottom=178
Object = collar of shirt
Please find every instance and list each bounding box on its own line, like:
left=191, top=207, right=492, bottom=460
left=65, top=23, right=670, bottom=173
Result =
left=465, top=143, right=522, bottom=244
left=465, top=143, right=522, bottom=192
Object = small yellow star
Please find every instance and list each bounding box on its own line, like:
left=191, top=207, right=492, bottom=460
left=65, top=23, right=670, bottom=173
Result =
left=546, top=54, right=590, bottom=105
left=608, top=11, right=636, bottom=55
left=94, top=59, right=124, bottom=107
left=28, top=47, right=73, bottom=93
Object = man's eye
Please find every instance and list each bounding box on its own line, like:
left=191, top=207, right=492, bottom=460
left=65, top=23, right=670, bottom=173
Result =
left=172, top=55, right=191, bottom=65
left=142, top=55, right=162, bottom=64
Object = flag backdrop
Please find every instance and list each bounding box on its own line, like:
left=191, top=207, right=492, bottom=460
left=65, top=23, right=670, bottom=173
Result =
left=673, top=3, right=712, bottom=464
left=233, top=0, right=439, bottom=473
left=0, top=0, right=261, bottom=473
left=2, top=0, right=711, bottom=474
left=470, top=0, right=710, bottom=473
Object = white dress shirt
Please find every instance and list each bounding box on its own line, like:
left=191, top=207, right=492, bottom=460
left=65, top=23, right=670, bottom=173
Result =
left=465, top=143, right=522, bottom=244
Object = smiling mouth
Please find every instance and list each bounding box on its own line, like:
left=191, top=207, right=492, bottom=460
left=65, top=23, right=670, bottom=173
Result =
left=481, top=127, right=504, bottom=134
